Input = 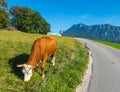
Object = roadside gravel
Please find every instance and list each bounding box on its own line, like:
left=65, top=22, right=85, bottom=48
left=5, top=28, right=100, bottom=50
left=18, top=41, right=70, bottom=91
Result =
left=76, top=51, right=93, bottom=92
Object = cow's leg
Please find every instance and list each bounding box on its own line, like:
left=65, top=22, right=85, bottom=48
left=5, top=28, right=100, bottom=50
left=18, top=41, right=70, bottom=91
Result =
left=41, top=56, right=47, bottom=78
left=51, top=50, right=56, bottom=66
left=37, top=60, right=42, bottom=66
left=51, top=57, right=55, bottom=66
left=34, top=60, right=42, bottom=72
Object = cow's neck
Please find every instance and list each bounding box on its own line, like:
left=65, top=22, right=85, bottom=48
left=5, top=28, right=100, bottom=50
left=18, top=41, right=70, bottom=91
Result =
left=26, top=59, right=38, bottom=69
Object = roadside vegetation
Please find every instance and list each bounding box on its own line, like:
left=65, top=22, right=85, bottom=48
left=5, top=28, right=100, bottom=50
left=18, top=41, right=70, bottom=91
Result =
left=0, top=30, right=89, bottom=92
left=94, top=40, right=120, bottom=50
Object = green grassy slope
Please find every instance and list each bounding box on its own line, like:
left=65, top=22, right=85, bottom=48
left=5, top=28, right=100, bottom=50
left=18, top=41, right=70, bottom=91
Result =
left=0, top=30, right=89, bottom=92
left=94, top=40, right=120, bottom=50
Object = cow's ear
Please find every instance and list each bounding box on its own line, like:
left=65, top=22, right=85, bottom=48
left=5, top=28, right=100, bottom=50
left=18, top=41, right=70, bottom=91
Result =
left=17, top=64, right=23, bottom=67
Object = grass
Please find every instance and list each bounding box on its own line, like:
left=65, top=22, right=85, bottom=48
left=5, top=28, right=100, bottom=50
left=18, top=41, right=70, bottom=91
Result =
left=94, top=40, right=120, bottom=50
left=0, top=30, right=89, bottom=92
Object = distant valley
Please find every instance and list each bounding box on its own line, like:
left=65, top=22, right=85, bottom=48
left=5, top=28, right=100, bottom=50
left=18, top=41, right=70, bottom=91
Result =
left=63, top=23, right=120, bottom=43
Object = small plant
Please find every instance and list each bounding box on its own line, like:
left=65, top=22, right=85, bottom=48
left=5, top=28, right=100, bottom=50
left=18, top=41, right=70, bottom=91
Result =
left=70, top=34, right=74, bottom=37
left=4, top=27, right=16, bottom=31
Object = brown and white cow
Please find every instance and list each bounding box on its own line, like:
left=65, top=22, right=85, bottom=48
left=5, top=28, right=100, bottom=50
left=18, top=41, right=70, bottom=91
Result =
left=17, top=36, right=57, bottom=81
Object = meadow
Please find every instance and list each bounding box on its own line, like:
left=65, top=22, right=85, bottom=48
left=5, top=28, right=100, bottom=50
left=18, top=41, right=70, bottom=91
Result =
left=0, top=30, right=88, bottom=92
left=94, top=40, right=120, bottom=50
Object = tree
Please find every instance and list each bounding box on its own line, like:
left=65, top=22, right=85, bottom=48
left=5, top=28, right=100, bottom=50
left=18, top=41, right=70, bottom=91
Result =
left=0, top=0, right=9, bottom=29
left=10, top=6, right=50, bottom=34
left=0, top=0, right=7, bottom=9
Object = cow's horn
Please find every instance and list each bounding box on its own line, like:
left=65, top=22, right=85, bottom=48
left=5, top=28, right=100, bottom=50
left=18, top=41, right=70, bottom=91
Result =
left=17, top=64, right=23, bottom=67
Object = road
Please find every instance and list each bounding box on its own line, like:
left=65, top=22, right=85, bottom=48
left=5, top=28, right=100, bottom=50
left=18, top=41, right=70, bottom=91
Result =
left=76, top=38, right=120, bottom=92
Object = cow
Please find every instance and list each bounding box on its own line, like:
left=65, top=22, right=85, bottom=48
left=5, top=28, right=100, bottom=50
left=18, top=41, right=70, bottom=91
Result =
left=17, top=36, right=57, bottom=82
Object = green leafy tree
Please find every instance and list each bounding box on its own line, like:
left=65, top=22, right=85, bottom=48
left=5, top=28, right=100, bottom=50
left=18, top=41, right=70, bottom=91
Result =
left=0, top=0, right=9, bottom=29
left=10, top=6, right=50, bottom=34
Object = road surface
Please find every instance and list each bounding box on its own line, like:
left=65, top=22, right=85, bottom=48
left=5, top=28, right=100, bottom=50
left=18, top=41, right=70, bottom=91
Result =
left=76, top=38, right=120, bottom=92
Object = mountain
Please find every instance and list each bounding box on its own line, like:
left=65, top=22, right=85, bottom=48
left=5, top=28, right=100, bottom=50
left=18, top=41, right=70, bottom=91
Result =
left=63, top=23, right=120, bottom=43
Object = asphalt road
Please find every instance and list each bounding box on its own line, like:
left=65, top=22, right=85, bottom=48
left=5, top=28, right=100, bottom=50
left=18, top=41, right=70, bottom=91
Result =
left=76, top=38, right=120, bottom=92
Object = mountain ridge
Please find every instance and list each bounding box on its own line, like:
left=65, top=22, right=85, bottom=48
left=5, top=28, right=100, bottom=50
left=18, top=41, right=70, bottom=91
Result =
left=63, top=23, right=120, bottom=43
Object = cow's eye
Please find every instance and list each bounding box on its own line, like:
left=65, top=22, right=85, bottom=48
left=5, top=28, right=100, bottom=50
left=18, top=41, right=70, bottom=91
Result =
left=27, top=68, right=32, bottom=74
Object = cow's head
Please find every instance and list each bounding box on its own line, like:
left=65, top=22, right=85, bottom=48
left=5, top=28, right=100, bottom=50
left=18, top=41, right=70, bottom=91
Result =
left=17, top=64, right=33, bottom=82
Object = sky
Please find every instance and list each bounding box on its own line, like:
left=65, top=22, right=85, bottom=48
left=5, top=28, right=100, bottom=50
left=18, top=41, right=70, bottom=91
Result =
left=7, top=0, right=120, bottom=32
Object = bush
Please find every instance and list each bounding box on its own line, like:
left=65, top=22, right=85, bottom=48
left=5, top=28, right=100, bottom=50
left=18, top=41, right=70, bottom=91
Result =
left=4, top=27, right=16, bottom=31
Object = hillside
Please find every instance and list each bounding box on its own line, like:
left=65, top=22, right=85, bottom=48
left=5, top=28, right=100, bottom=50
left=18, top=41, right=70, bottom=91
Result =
left=63, top=23, right=120, bottom=43
left=94, top=40, right=120, bottom=50
left=0, top=30, right=88, bottom=92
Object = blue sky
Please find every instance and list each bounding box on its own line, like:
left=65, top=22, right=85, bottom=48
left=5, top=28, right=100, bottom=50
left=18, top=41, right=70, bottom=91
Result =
left=7, top=0, right=120, bottom=32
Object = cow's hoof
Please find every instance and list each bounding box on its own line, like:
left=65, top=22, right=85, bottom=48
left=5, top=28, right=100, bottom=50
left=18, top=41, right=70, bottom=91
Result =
left=42, top=74, right=45, bottom=78
left=53, top=63, right=55, bottom=66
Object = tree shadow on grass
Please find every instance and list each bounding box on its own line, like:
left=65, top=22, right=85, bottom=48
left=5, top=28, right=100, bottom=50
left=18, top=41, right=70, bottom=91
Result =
left=9, top=54, right=29, bottom=80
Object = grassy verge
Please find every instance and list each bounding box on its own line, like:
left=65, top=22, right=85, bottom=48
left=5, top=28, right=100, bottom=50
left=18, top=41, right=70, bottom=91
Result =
left=94, top=40, right=120, bottom=50
left=0, top=30, right=89, bottom=92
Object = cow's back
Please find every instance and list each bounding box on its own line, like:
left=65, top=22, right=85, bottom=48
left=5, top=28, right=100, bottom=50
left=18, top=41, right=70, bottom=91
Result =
left=34, top=36, right=57, bottom=57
